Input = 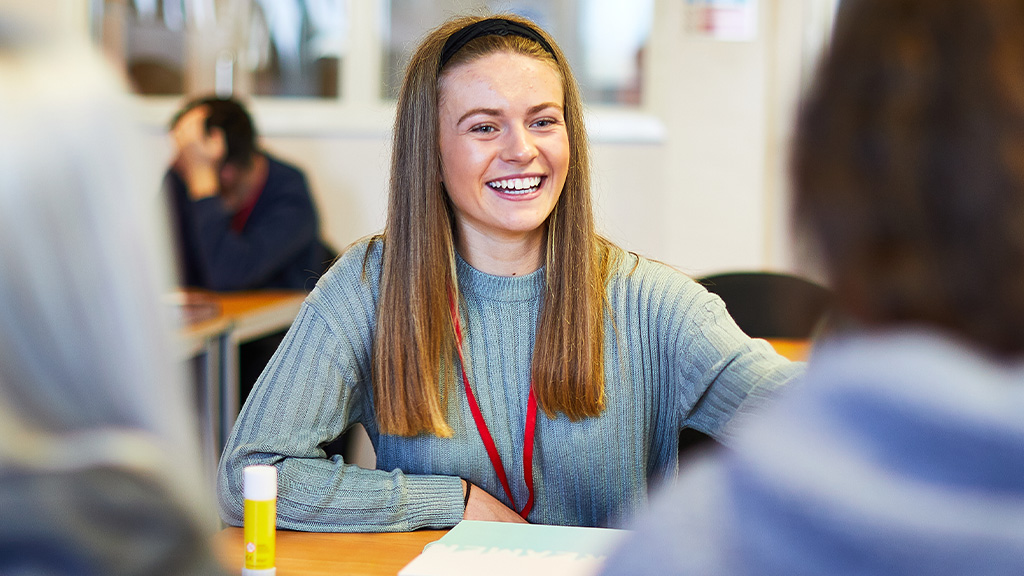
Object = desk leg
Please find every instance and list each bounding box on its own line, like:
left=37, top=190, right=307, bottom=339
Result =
left=196, top=338, right=221, bottom=484
left=219, top=331, right=239, bottom=452
left=198, top=339, right=226, bottom=531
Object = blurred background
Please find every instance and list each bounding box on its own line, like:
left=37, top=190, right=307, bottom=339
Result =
left=9, top=0, right=840, bottom=281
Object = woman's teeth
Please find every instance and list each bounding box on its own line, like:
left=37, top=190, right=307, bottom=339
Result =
left=487, top=176, right=542, bottom=194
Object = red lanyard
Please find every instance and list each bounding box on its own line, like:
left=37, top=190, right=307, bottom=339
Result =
left=448, top=291, right=537, bottom=519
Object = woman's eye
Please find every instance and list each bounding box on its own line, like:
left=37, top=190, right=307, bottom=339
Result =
left=532, top=118, right=557, bottom=128
left=470, top=124, right=496, bottom=134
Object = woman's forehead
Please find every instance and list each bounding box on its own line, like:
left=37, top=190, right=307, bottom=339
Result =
left=438, top=52, right=562, bottom=103
left=440, top=50, right=561, bottom=86
left=438, top=58, right=563, bottom=121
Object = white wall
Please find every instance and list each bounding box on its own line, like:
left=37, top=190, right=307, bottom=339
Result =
left=641, top=0, right=831, bottom=277
left=646, top=0, right=769, bottom=275
left=262, top=134, right=393, bottom=252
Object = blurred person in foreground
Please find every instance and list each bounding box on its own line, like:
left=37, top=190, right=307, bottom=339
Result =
left=601, top=0, right=1024, bottom=574
left=0, top=17, right=226, bottom=576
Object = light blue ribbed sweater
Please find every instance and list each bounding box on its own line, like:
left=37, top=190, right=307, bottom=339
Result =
left=600, top=329, right=1024, bottom=575
left=217, top=238, right=801, bottom=531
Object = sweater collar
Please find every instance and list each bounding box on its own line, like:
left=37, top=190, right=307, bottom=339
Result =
left=455, top=251, right=545, bottom=302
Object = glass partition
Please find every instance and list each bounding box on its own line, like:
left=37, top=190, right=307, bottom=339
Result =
left=91, top=0, right=347, bottom=99
left=91, top=0, right=651, bottom=107
left=383, top=0, right=653, bottom=105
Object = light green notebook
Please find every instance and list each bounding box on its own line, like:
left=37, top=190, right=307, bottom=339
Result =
left=399, top=520, right=627, bottom=576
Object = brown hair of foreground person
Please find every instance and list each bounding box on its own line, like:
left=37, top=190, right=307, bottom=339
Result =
left=792, top=0, right=1024, bottom=356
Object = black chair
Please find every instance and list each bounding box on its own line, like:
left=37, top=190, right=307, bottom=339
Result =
left=679, top=271, right=832, bottom=459
left=697, top=271, right=832, bottom=339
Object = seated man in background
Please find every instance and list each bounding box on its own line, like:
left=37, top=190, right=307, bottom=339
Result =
left=167, top=96, right=330, bottom=399
left=600, top=0, right=1024, bottom=574
left=166, top=96, right=328, bottom=292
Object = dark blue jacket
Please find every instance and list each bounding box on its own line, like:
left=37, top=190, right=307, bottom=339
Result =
left=166, top=154, right=327, bottom=291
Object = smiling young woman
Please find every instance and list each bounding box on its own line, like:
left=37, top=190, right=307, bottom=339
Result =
left=375, top=16, right=611, bottom=439
left=437, top=50, right=569, bottom=273
left=218, top=13, right=801, bottom=532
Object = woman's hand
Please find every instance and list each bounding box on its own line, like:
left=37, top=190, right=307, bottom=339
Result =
left=462, top=480, right=528, bottom=523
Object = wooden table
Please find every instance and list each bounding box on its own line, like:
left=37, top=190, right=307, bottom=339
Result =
left=177, top=290, right=307, bottom=490
left=765, top=338, right=810, bottom=361
left=212, top=527, right=447, bottom=576
left=181, top=290, right=307, bottom=352
left=205, top=290, right=309, bottom=343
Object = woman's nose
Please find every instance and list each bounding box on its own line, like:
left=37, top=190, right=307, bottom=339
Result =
left=500, top=125, right=538, bottom=164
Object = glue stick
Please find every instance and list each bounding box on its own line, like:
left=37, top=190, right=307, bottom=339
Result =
left=243, top=465, right=277, bottom=575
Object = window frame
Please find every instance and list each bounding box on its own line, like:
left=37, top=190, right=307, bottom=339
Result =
left=92, top=0, right=665, bottom=144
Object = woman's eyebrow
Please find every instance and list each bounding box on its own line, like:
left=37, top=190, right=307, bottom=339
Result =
left=457, top=108, right=501, bottom=125
left=527, top=102, right=563, bottom=115
left=457, top=102, right=563, bottom=125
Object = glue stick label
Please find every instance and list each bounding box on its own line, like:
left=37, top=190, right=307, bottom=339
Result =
left=244, top=498, right=276, bottom=570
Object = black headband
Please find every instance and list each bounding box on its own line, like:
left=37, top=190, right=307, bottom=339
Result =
left=439, top=18, right=557, bottom=71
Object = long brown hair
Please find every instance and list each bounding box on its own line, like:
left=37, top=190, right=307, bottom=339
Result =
left=373, top=14, right=612, bottom=436
left=792, top=0, right=1024, bottom=355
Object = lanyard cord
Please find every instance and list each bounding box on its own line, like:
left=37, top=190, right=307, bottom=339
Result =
left=448, top=290, right=537, bottom=519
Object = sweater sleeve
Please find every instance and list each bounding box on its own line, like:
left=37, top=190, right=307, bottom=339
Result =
left=189, top=162, right=319, bottom=291
left=216, top=246, right=465, bottom=532
left=671, top=280, right=803, bottom=443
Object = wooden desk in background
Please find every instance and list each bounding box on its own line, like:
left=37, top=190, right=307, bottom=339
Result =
left=182, top=289, right=307, bottom=350
left=178, top=290, right=307, bottom=484
left=765, top=338, right=811, bottom=361
left=213, top=526, right=447, bottom=576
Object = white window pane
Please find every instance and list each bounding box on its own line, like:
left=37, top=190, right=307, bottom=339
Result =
left=247, top=0, right=347, bottom=98
left=92, top=0, right=187, bottom=95
left=383, top=0, right=653, bottom=106
left=91, top=0, right=347, bottom=99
